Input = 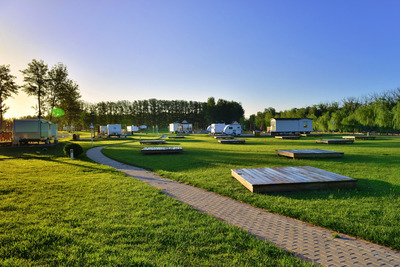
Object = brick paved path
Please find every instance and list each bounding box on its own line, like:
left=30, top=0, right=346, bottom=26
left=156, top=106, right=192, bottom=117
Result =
left=87, top=146, right=400, bottom=267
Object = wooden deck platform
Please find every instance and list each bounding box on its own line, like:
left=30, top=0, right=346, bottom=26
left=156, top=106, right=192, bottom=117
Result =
left=342, top=136, right=376, bottom=140
left=315, top=139, right=354, bottom=144
left=214, top=135, right=234, bottom=139
left=275, top=136, right=301, bottom=140
left=300, top=133, right=322, bottom=137
left=168, top=136, right=185, bottom=139
left=276, top=149, right=344, bottom=159
left=139, top=140, right=166, bottom=145
left=141, top=146, right=182, bottom=154
left=218, top=139, right=245, bottom=144
left=231, top=166, right=357, bottom=193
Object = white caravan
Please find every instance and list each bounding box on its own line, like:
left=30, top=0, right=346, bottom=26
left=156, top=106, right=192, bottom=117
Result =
left=270, top=118, right=313, bottom=135
left=210, top=123, right=226, bottom=135
left=223, top=122, right=242, bottom=136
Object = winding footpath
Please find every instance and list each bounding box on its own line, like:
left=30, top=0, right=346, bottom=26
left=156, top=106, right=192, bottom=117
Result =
left=87, top=146, right=400, bottom=267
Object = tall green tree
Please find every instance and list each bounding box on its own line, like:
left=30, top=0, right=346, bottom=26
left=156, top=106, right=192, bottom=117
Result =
left=0, top=65, right=19, bottom=130
left=20, top=59, right=49, bottom=119
left=59, top=80, right=81, bottom=127
left=47, top=63, right=69, bottom=121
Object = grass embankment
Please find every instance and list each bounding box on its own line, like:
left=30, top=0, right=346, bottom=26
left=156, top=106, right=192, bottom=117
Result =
left=0, top=138, right=310, bottom=266
left=103, top=134, right=400, bottom=250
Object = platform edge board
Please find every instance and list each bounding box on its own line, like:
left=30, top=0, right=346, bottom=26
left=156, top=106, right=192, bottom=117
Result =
left=141, top=146, right=182, bottom=154
left=315, top=139, right=354, bottom=144
left=218, top=139, right=245, bottom=144
left=231, top=169, right=254, bottom=192
left=251, top=180, right=357, bottom=193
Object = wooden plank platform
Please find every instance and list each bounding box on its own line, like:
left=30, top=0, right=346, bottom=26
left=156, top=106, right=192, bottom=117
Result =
left=342, top=136, right=376, bottom=140
left=300, top=133, right=322, bottom=137
left=141, top=146, right=182, bottom=154
left=315, top=139, right=354, bottom=144
left=214, top=135, right=234, bottom=139
left=275, top=136, right=301, bottom=140
left=168, top=136, right=185, bottom=139
left=276, top=149, right=344, bottom=159
left=218, top=139, right=245, bottom=144
left=231, top=166, right=357, bottom=193
left=139, top=140, right=166, bottom=144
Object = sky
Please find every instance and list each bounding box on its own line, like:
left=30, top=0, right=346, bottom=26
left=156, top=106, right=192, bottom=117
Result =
left=1, top=0, right=400, bottom=119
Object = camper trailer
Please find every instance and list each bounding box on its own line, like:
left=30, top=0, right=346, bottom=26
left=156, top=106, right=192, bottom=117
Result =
left=107, top=124, right=122, bottom=137
left=210, top=123, right=226, bottom=135
left=139, top=125, right=147, bottom=130
left=99, top=126, right=107, bottom=135
left=13, top=119, right=56, bottom=144
left=169, top=120, right=193, bottom=134
left=223, top=122, right=242, bottom=136
left=127, top=125, right=139, bottom=134
left=270, top=118, right=313, bottom=135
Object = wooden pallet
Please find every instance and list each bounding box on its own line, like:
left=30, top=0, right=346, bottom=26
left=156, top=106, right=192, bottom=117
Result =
left=168, top=136, right=185, bottom=139
left=342, top=136, right=376, bottom=140
left=141, top=146, right=182, bottom=154
left=139, top=140, right=166, bottom=144
left=218, top=139, right=245, bottom=144
left=214, top=135, right=234, bottom=139
left=315, top=139, right=354, bottom=144
left=231, top=166, right=357, bottom=193
left=276, top=149, right=344, bottom=159
left=275, top=136, right=301, bottom=140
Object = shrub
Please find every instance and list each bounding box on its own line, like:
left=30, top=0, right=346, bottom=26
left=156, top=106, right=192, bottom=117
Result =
left=63, top=143, right=83, bottom=158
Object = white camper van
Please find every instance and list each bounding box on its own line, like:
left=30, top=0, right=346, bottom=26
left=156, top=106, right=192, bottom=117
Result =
left=107, top=124, right=122, bottom=137
left=210, top=123, right=226, bottom=135
left=270, top=118, right=313, bottom=135
left=223, top=122, right=242, bottom=136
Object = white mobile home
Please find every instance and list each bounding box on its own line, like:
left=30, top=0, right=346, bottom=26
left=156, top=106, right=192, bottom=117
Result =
left=270, top=118, right=313, bottom=135
left=210, top=123, right=226, bottom=135
left=223, top=122, right=242, bottom=136
left=13, top=119, right=56, bottom=144
left=169, top=120, right=192, bottom=134
left=107, top=124, right=122, bottom=137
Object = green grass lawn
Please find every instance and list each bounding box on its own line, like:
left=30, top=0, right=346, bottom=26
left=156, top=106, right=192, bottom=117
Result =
left=0, top=139, right=311, bottom=266
left=102, top=133, right=400, bottom=251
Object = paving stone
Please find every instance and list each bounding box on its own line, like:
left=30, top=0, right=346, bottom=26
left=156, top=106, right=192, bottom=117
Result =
left=87, top=146, right=400, bottom=267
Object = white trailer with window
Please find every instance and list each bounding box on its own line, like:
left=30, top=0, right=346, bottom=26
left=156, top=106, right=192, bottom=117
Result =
left=223, top=122, right=242, bottom=136
left=127, top=125, right=139, bottom=134
left=169, top=120, right=192, bottom=134
left=107, top=124, right=122, bottom=137
left=210, top=123, right=226, bottom=135
left=13, top=119, right=56, bottom=144
left=270, top=118, right=313, bottom=135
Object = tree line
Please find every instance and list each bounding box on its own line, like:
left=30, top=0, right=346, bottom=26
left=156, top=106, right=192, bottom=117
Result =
left=245, top=89, right=400, bottom=133
left=2, top=59, right=399, bottom=133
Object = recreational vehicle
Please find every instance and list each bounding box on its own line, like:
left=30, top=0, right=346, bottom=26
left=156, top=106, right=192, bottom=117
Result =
left=223, top=122, right=242, bottom=136
left=169, top=120, right=193, bottom=134
left=210, top=123, right=226, bottom=135
left=107, top=124, right=122, bottom=137
left=99, top=126, right=107, bottom=135
left=127, top=125, right=139, bottom=134
left=13, top=119, right=57, bottom=144
left=270, top=118, right=313, bottom=135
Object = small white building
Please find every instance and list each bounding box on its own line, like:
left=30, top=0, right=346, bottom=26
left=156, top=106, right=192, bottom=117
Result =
left=223, top=122, right=242, bottom=136
left=169, top=120, right=193, bottom=134
left=210, top=123, right=226, bottom=135
left=107, top=124, right=122, bottom=137
left=270, top=118, right=313, bottom=135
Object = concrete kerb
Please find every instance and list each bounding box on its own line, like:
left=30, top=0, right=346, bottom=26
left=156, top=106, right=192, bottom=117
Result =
left=86, top=146, right=400, bottom=267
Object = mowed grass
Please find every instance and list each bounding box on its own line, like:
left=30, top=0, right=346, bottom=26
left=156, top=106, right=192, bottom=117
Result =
left=102, top=134, right=400, bottom=250
left=0, top=140, right=311, bottom=266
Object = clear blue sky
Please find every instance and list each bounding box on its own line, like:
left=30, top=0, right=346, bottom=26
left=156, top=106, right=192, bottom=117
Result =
left=1, top=0, right=399, bottom=118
